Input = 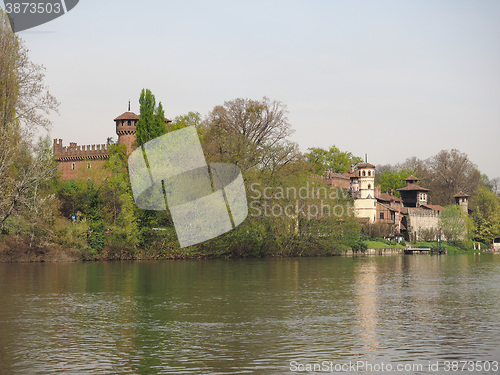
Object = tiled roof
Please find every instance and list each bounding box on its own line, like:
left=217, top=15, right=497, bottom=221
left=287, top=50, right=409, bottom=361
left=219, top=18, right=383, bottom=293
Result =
left=357, top=162, right=375, bottom=169
left=377, top=193, right=401, bottom=202
left=114, top=112, right=139, bottom=121
left=421, top=204, right=444, bottom=211
left=404, top=175, right=420, bottom=181
left=397, top=184, right=430, bottom=192
left=453, top=192, right=470, bottom=198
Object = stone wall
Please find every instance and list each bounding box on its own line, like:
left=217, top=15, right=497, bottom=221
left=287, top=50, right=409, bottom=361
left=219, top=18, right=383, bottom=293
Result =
left=407, top=208, right=441, bottom=242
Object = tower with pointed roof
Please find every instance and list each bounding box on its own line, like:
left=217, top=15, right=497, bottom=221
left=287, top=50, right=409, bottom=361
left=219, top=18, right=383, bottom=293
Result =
left=397, top=176, right=430, bottom=207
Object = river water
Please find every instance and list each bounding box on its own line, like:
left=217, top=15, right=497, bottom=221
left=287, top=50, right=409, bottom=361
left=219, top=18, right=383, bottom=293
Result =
left=0, top=254, right=499, bottom=374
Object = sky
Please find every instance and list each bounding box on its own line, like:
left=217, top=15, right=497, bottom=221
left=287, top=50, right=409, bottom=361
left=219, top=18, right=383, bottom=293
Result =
left=7, top=0, right=500, bottom=179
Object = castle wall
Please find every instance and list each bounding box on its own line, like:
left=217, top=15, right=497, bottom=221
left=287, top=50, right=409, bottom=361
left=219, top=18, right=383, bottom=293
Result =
left=53, top=139, right=110, bottom=181
left=57, top=159, right=108, bottom=181
left=407, top=208, right=441, bottom=242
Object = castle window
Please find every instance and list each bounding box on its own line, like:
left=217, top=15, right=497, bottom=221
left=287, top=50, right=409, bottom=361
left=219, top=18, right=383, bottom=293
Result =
left=368, top=171, right=371, bottom=176
left=71, top=162, right=75, bottom=170
left=380, top=212, right=384, bottom=220
left=87, top=162, right=91, bottom=169
left=362, top=171, right=366, bottom=176
left=128, top=120, right=131, bottom=126
left=368, top=184, right=371, bottom=190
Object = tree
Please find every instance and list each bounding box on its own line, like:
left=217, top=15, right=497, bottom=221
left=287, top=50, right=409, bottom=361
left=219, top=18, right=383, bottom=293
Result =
left=379, top=168, right=414, bottom=197
left=0, top=11, right=59, bottom=235
left=306, top=146, right=363, bottom=175
left=470, top=185, right=500, bottom=244
left=439, top=205, right=469, bottom=244
left=135, top=89, right=167, bottom=147
left=169, top=111, right=202, bottom=132
left=202, top=97, right=297, bottom=173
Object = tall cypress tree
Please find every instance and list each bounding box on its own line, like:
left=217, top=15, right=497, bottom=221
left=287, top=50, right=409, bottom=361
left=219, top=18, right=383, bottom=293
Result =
left=135, top=89, right=168, bottom=147
left=135, top=89, right=156, bottom=147
left=153, top=101, right=167, bottom=138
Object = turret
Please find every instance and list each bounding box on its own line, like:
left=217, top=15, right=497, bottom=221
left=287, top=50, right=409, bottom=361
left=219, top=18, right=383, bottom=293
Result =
left=453, top=192, right=469, bottom=212
left=114, top=107, right=139, bottom=154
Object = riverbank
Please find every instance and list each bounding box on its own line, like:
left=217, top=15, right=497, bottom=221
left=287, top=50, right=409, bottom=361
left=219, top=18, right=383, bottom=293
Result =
left=1, top=235, right=486, bottom=263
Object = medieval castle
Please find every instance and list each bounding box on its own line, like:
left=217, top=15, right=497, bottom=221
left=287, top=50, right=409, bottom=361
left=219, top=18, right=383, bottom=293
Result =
left=53, top=109, right=467, bottom=242
left=53, top=109, right=142, bottom=180
left=326, top=164, right=470, bottom=242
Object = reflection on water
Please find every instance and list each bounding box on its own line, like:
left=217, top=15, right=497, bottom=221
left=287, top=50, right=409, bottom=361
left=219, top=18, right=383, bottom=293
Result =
left=0, top=254, right=499, bottom=374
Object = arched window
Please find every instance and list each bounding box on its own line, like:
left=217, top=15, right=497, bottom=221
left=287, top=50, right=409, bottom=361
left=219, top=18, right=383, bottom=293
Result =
left=71, top=162, right=75, bottom=170
left=368, top=171, right=371, bottom=176
left=362, top=171, right=366, bottom=176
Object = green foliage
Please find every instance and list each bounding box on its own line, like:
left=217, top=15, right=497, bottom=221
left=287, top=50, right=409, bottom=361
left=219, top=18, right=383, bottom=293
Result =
left=471, top=185, right=500, bottom=244
left=169, top=111, right=202, bottom=132
left=379, top=168, right=413, bottom=197
left=439, top=205, right=469, bottom=244
left=135, top=89, right=167, bottom=147
left=306, top=145, right=363, bottom=175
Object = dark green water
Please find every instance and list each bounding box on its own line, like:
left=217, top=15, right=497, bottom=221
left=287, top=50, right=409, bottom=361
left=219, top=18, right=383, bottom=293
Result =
left=0, top=254, right=499, bottom=374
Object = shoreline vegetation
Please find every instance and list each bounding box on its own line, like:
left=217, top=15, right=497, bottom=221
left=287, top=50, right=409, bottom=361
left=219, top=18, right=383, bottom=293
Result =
left=0, top=233, right=489, bottom=263
left=1, top=12, right=499, bottom=263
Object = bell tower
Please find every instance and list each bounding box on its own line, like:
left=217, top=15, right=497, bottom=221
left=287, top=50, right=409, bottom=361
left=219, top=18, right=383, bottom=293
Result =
left=114, top=101, right=138, bottom=154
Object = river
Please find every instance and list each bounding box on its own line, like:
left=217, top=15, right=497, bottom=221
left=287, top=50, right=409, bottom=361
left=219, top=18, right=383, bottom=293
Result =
left=0, top=254, right=499, bottom=374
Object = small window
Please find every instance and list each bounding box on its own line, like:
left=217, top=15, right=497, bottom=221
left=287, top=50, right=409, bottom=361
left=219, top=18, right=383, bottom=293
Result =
left=87, top=162, right=91, bottom=169
left=362, top=171, right=366, bottom=176
left=128, top=120, right=131, bottom=126
left=368, top=171, right=371, bottom=176
left=368, top=184, right=371, bottom=190
left=380, top=212, right=384, bottom=220
left=71, top=162, right=75, bottom=170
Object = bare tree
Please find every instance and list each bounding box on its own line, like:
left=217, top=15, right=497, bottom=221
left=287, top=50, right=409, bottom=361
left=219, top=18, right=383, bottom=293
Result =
left=202, top=97, right=297, bottom=173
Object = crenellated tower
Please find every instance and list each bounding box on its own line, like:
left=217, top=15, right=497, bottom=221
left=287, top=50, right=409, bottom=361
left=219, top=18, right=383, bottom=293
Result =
left=115, top=103, right=139, bottom=154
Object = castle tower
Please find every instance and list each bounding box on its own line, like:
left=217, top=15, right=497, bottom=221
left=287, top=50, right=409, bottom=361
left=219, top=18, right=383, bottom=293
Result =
left=453, top=192, right=469, bottom=212
left=353, top=162, right=377, bottom=223
left=114, top=108, right=139, bottom=154
left=357, top=163, right=375, bottom=199
left=397, top=176, right=430, bottom=207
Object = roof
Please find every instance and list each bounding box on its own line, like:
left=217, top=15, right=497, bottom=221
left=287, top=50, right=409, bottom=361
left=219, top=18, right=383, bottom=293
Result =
left=357, top=162, right=375, bottom=169
left=404, top=175, right=420, bottom=181
left=114, top=112, right=139, bottom=121
left=377, top=193, right=402, bottom=203
left=326, top=172, right=350, bottom=180
left=397, top=185, right=430, bottom=192
left=453, top=192, right=470, bottom=198
left=421, top=204, right=445, bottom=211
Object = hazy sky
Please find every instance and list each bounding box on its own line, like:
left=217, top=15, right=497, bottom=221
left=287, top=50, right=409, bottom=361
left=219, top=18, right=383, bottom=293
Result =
left=9, top=0, right=500, bottom=179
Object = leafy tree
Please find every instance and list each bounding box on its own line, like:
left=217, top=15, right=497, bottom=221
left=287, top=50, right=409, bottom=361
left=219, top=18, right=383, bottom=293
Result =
left=439, top=205, right=469, bottom=244
left=379, top=168, right=414, bottom=197
left=306, top=146, right=363, bottom=175
left=0, top=11, right=59, bottom=234
left=169, top=111, right=203, bottom=132
left=470, top=185, right=500, bottom=244
left=135, top=89, right=167, bottom=146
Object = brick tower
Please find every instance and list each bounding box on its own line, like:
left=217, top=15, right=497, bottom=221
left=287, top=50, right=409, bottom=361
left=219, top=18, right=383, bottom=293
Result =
left=115, top=102, right=139, bottom=154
